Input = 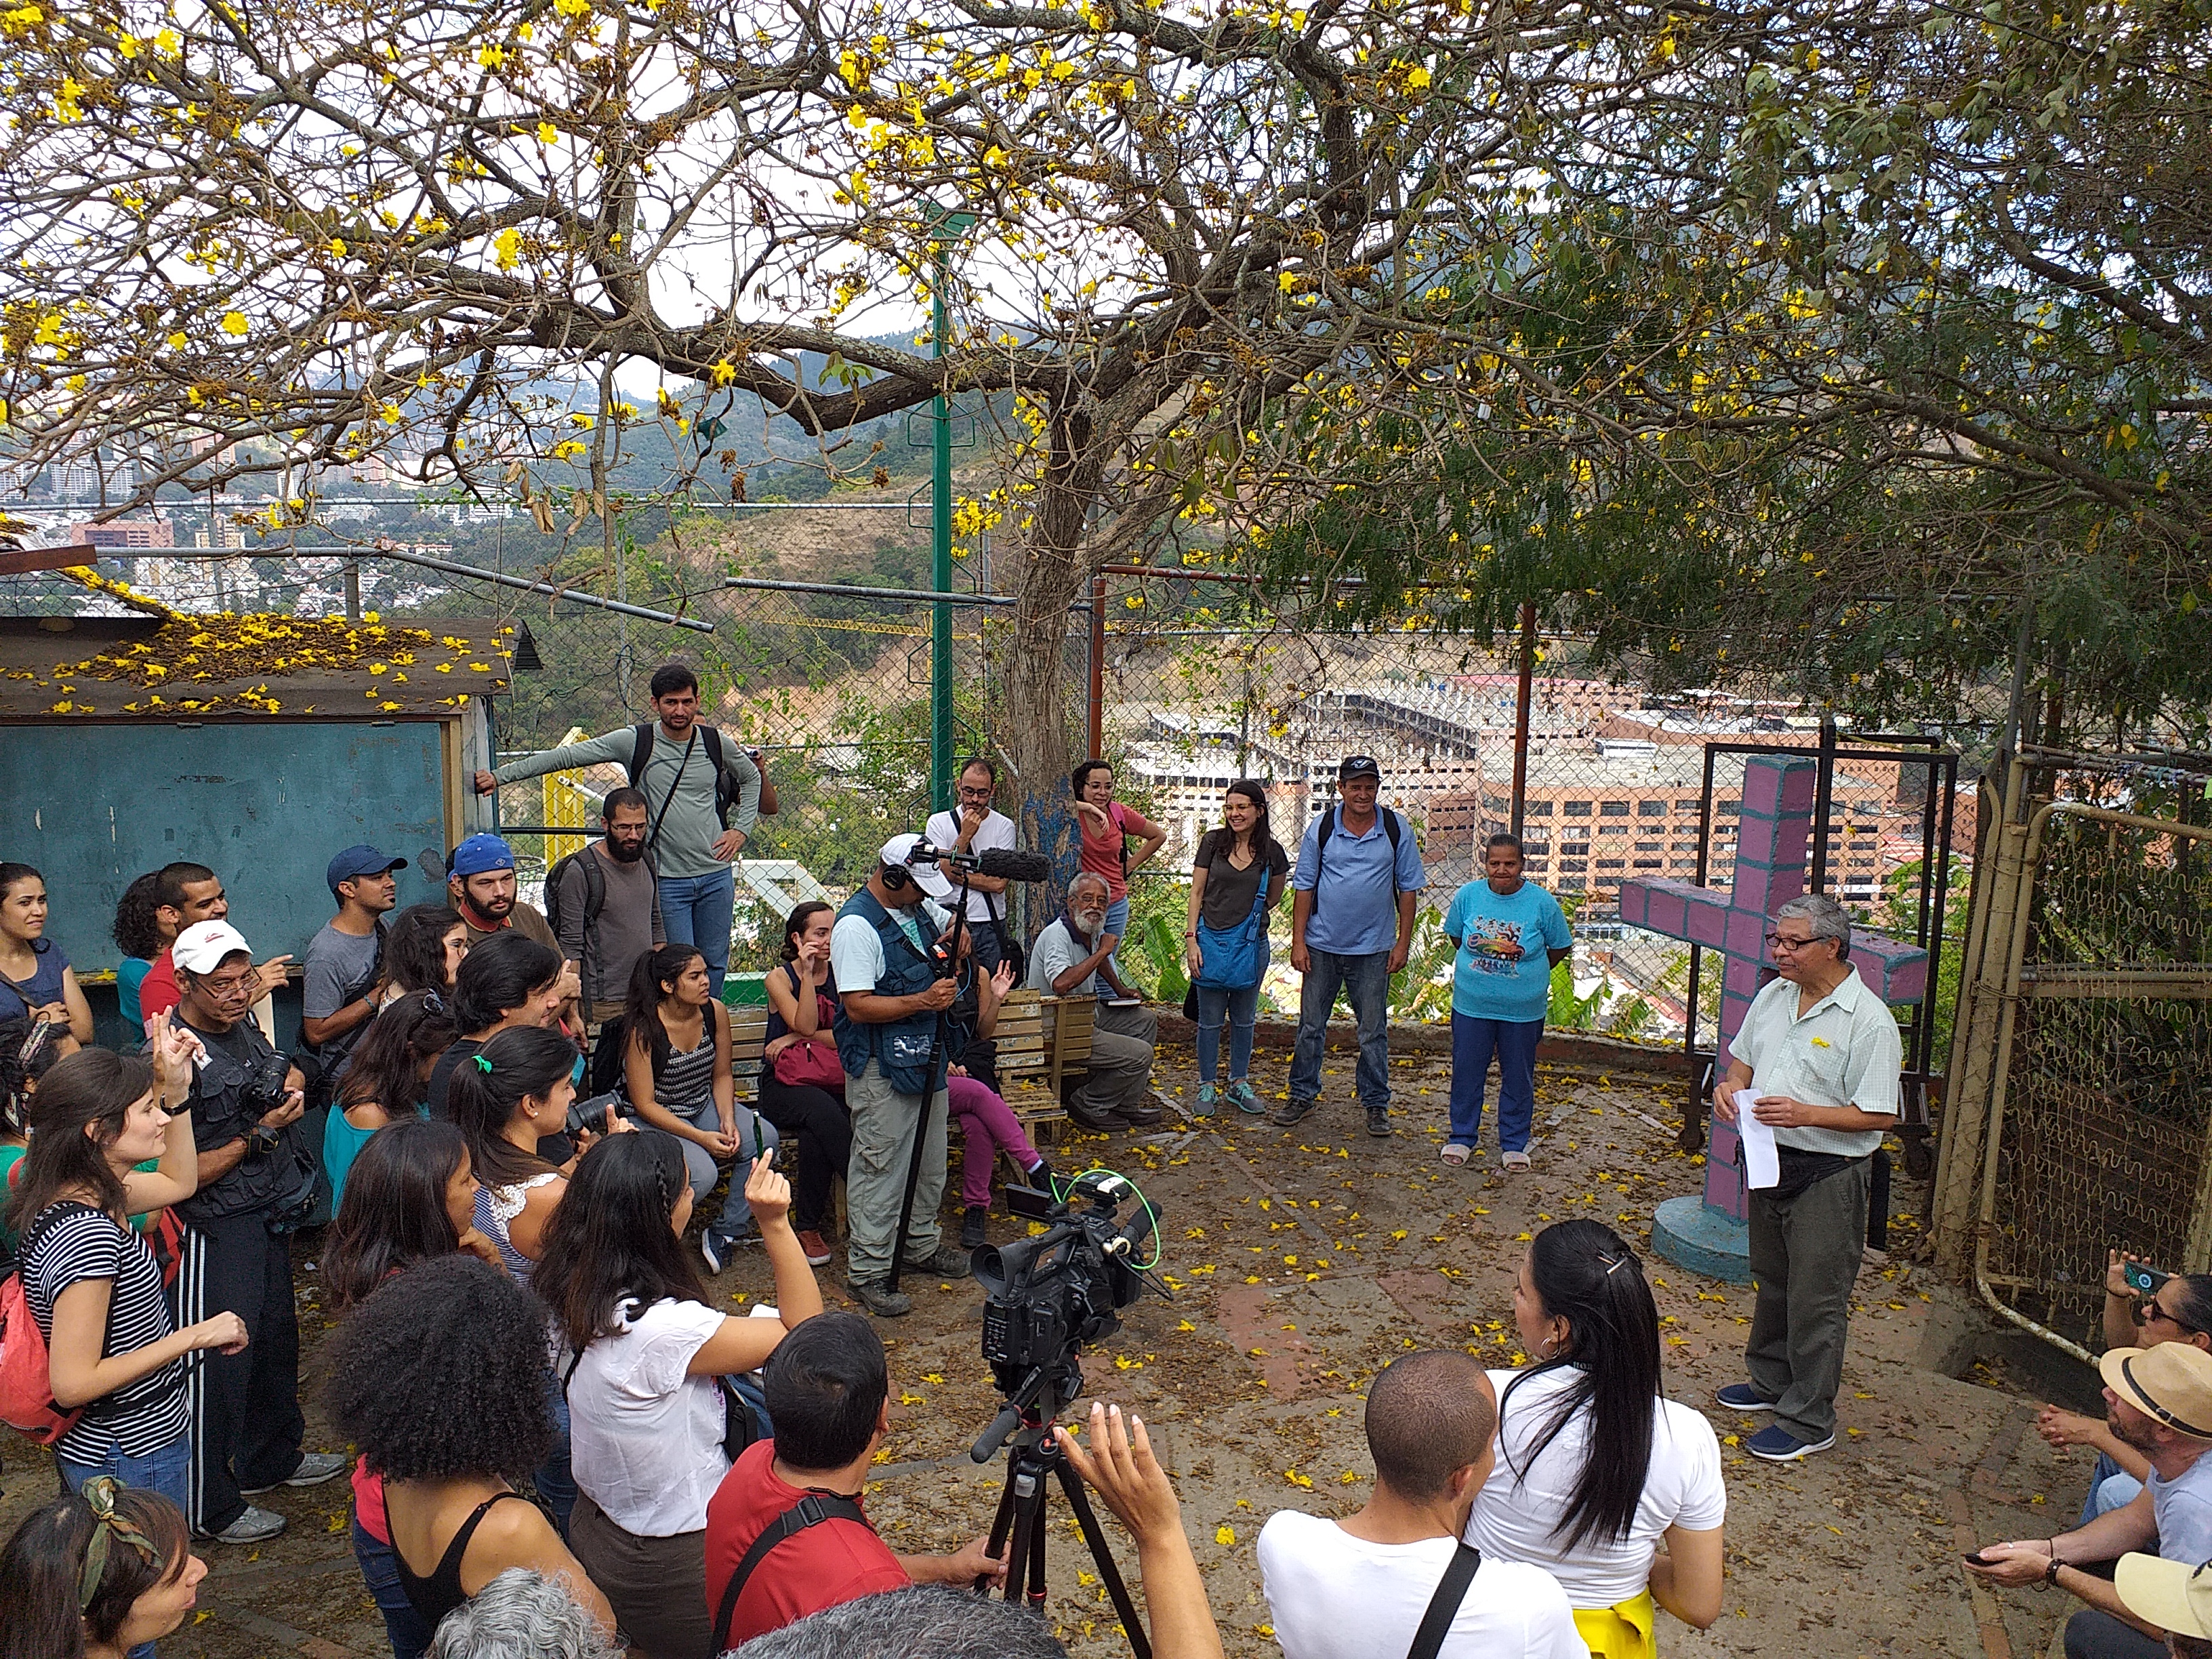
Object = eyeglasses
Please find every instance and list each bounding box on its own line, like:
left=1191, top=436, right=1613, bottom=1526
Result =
left=1765, top=933, right=1820, bottom=954
left=956, top=785, right=994, bottom=799
left=198, top=972, right=258, bottom=998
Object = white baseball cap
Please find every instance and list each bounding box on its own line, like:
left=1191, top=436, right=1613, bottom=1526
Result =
left=878, top=833, right=954, bottom=900
left=172, top=920, right=253, bottom=975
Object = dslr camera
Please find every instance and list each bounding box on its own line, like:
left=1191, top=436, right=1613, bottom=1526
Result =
left=238, top=1050, right=298, bottom=1119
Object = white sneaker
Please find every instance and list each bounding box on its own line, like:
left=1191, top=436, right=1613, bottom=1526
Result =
left=207, top=1505, right=286, bottom=1544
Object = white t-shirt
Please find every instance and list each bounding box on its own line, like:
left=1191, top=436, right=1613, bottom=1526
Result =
left=925, top=809, right=1017, bottom=920
left=831, top=899, right=952, bottom=995
left=1258, top=1511, right=1584, bottom=1659
left=566, top=1296, right=729, bottom=1536
left=1465, top=1366, right=1727, bottom=1608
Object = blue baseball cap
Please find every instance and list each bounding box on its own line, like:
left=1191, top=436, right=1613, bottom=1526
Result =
left=448, top=833, right=517, bottom=878
left=327, top=844, right=407, bottom=897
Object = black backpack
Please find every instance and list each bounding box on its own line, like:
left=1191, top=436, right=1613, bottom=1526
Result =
left=1310, top=805, right=1404, bottom=919
left=543, top=847, right=655, bottom=1011
left=628, top=722, right=739, bottom=832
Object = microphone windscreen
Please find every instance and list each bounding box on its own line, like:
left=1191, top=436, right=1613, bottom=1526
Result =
left=975, top=847, right=1056, bottom=883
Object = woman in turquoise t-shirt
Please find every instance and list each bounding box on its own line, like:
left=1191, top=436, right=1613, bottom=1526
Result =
left=110, top=873, right=173, bottom=1030
left=1441, top=834, right=1574, bottom=1171
left=323, top=993, right=459, bottom=1210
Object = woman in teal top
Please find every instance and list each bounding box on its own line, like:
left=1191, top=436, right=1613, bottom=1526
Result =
left=323, top=993, right=458, bottom=1210
left=110, top=873, right=171, bottom=1029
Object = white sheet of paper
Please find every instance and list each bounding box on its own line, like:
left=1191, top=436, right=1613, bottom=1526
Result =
left=1734, top=1089, right=1780, bottom=1189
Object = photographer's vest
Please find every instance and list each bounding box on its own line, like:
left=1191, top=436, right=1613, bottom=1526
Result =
left=831, top=890, right=943, bottom=1095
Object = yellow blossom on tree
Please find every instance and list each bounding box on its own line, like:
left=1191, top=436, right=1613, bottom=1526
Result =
left=219, top=311, right=249, bottom=337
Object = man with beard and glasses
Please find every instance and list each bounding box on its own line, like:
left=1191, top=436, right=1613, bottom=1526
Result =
left=547, top=789, right=665, bottom=1027
left=1969, top=1343, right=2212, bottom=1658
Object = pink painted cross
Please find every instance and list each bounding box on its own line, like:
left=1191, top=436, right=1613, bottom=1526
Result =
left=1617, top=754, right=1928, bottom=1224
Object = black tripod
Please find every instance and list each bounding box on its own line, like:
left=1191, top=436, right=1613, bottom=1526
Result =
left=884, top=867, right=972, bottom=1295
left=974, top=1361, right=1153, bottom=1659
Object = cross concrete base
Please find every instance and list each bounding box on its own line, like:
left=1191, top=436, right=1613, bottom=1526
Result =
left=1652, top=1195, right=1754, bottom=1284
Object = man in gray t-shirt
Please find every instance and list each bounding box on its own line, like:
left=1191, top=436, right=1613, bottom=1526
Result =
left=552, top=788, right=665, bottom=1023
left=301, top=844, right=407, bottom=1076
left=474, top=662, right=760, bottom=994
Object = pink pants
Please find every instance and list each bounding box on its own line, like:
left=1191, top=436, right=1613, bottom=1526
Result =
left=948, top=1074, right=1041, bottom=1209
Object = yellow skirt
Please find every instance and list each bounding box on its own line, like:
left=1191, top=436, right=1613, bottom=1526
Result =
left=1572, top=1590, right=1657, bottom=1659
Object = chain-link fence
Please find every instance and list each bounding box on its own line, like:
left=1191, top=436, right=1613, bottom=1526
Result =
left=1955, top=752, right=2212, bottom=1356
left=5, top=504, right=1974, bottom=1032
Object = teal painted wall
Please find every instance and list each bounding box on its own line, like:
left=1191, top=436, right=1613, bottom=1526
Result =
left=0, top=718, right=453, bottom=978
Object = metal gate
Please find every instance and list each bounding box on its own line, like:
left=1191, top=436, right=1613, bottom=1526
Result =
left=1967, top=798, right=2212, bottom=1359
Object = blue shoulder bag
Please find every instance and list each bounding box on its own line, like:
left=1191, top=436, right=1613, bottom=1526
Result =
left=1193, top=864, right=1271, bottom=991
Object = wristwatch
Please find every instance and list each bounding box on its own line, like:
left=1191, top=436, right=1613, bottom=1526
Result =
left=247, top=1125, right=281, bottom=1158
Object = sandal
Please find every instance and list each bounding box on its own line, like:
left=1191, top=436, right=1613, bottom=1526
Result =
left=1502, top=1148, right=1532, bottom=1171
left=1440, top=1143, right=1471, bottom=1166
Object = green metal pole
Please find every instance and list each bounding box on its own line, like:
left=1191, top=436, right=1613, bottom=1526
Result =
left=930, top=237, right=954, bottom=816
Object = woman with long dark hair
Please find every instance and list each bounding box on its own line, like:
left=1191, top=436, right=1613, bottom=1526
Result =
left=381, top=905, right=469, bottom=1006
left=426, top=932, right=571, bottom=1119
left=5, top=1038, right=247, bottom=1517
left=535, top=1134, right=823, bottom=1659
left=1068, top=760, right=1165, bottom=998
left=1465, top=1220, right=1725, bottom=1656
left=323, top=992, right=459, bottom=1209
left=449, top=1024, right=626, bottom=1540
left=1182, top=780, right=1290, bottom=1116
left=110, top=874, right=171, bottom=1032
left=323, top=1255, right=614, bottom=1642
left=323, top=1119, right=501, bottom=1659
left=757, top=901, right=852, bottom=1268
left=0, top=861, right=93, bottom=1042
left=621, top=943, right=777, bottom=1275
left=0, top=1478, right=205, bottom=1659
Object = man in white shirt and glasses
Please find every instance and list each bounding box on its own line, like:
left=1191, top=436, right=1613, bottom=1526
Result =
left=1711, top=891, right=1900, bottom=1463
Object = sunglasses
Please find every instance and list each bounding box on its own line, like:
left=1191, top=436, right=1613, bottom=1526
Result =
left=2139, top=1297, right=2206, bottom=1336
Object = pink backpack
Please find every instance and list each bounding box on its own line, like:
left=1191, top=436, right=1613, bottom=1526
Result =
left=0, top=1203, right=93, bottom=1444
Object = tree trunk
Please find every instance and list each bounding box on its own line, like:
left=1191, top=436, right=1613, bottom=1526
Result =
left=1000, top=407, right=1101, bottom=924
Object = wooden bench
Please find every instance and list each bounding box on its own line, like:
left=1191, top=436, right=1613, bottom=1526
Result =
left=992, top=989, right=1095, bottom=1145
left=729, top=1005, right=769, bottom=1105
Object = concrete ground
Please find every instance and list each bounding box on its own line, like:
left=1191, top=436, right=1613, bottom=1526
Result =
left=0, top=1032, right=2093, bottom=1659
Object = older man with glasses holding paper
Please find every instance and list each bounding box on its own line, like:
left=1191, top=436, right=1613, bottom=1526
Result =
left=1708, top=891, right=1901, bottom=1464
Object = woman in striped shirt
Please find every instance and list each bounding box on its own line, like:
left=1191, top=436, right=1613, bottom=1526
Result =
left=8, top=1028, right=247, bottom=1545
left=621, top=944, right=777, bottom=1275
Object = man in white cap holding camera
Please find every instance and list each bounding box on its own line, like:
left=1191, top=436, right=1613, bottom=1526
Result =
left=168, top=920, right=347, bottom=1544
left=1968, top=1342, right=2212, bottom=1658
left=828, top=835, right=974, bottom=1319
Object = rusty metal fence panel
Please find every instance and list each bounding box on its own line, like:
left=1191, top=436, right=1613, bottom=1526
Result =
left=1974, top=802, right=2212, bottom=1360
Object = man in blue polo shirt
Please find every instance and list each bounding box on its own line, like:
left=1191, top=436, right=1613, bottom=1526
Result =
left=1280, top=756, right=1426, bottom=1136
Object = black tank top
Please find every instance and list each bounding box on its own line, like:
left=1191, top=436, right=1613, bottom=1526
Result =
left=394, top=1490, right=532, bottom=1629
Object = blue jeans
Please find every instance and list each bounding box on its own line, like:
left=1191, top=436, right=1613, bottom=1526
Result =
left=1288, top=948, right=1392, bottom=1109
left=58, top=1432, right=190, bottom=1659
left=659, top=867, right=737, bottom=996
left=1101, top=895, right=1130, bottom=994
left=352, top=1516, right=432, bottom=1659
left=536, top=1376, right=577, bottom=1538
left=2076, top=1451, right=2144, bottom=1527
left=661, top=1099, right=780, bottom=1240
left=1450, top=1013, right=1543, bottom=1149
left=1195, top=941, right=1269, bottom=1084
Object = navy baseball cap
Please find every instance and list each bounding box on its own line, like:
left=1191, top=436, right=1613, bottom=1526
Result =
left=1337, top=754, right=1382, bottom=781
left=448, top=833, right=517, bottom=878
left=327, top=844, right=407, bottom=896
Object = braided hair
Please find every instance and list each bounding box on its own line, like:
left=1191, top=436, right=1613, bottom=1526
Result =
left=529, top=1131, right=708, bottom=1355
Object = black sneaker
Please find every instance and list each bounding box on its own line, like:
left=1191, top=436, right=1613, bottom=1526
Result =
left=1366, top=1105, right=1392, bottom=1138
left=846, top=1277, right=914, bottom=1317
left=901, top=1243, right=975, bottom=1279
left=1271, top=1097, right=1322, bottom=1128
left=960, top=1207, right=989, bottom=1250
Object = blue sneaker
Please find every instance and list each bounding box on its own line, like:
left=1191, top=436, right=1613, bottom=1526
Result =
left=1715, top=1382, right=1776, bottom=1412
left=1195, top=1083, right=1218, bottom=1118
left=1744, top=1423, right=1835, bottom=1462
left=1227, top=1080, right=1263, bottom=1114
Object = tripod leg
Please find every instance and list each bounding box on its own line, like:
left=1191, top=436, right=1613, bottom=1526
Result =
left=1002, top=1462, right=1044, bottom=1605
left=1052, top=1456, right=1154, bottom=1659
left=980, top=1462, right=1019, bottom=1593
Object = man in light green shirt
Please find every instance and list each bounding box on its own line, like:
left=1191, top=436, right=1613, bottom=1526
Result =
left=1711, top=891, right=1901, bottom=1464
left=474, top=662, right=760, bottom=994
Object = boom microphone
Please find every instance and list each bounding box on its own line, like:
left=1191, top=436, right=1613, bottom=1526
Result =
left=973, top=847, right=1054, bottom=883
